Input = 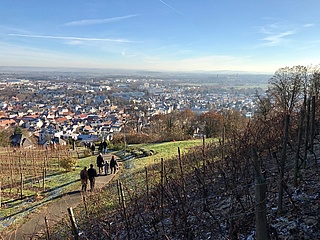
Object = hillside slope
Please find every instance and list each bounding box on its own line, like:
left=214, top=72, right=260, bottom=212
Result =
left=48, top=138, right=320, bottom=240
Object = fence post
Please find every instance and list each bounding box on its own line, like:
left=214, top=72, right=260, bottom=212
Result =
left=0, top=181, right=2, bottom=208
left=58, top=153, right=60, bottom=170
left=119, top=181, right=131, bottom=240
left=67, top=207, right=79, bottom=240
left=252, top=148, right=269, bottom=240
left=20, top=173, right=23, bottom=200
left=310, top=96, right=316, bottom=158
left=43, top=168, right=46, bottom=191
left=145, top=166, right=149, bottom=200
left=278, top=114, right=289, bottom=214
left=82, top=195, right=88, bottom=217
left=44, top=216, right=50, bottom=240
left=160, top=158, right=164, bottom=221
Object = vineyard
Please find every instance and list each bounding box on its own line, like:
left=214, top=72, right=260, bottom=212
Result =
left=0, top=145, right=78, bottom=203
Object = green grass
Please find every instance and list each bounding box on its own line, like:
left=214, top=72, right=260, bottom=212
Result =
left=132, top=139, right=210, bottom=169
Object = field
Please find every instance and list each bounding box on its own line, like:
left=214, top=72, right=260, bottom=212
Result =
left=0, top=145, right=98, bottom=233
left=0, top=139, right=208, bottom=235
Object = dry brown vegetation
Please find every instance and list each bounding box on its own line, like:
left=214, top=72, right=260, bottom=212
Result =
left=3, top=65, right=320, bottom=239
left=0, top=145, right=76, bottom=201
left=47, top=109, right=320, bottom=240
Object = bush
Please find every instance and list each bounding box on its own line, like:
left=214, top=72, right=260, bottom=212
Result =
left=131, top=149, right=144, bottom=157
left=0, top=127, right=13, bottom=147
left=60, top=156, right=77, bottom=172
left=83, top=149, right=91, bottom=157
left=108, top=142, right=124, bottom=151
left=112, top=132, right=157, bottom=144
left=141, top=148, right=154, bottom=157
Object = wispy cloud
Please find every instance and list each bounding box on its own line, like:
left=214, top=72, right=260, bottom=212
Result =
left=0, top=41, right=93, bottom=67
left=261, top=30, right=296, bottom=46
left=258, top=22, right=296, bottom=47
left=9, top=33, right=133, bottom=43
left=303, top=23, right=315, bottom=28
left=158, top=0, right=184, bottom=16
left=64, top=14, right=138, bottom=26
left=258, top=22, right=315, bottom=47
left=121, top=48, right=138, bottom=57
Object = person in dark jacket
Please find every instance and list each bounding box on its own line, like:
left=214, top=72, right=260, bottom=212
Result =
left=109, top=155, right=118, bottom=174
left=96, top=153, right=104, bottom=175
left=80, top=166, right=88, bottom=192
left=87, top=164, right=97, bottom=191
left=104, top=160, right=109, bottom=175
left=90, top=143, right=95, bottom=155
left=102, top=140, right=108, bottom=154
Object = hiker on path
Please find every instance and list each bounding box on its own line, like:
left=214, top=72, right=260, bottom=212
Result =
left=102, top=140, right=108, bottom=154
left=110, top=155, right=118, bottom=174
left=91, top=142, right=95, bottom=155
left=97, top=152, right=105, bottom=175
left=104, top=159, right=109, bottom=175
left=80, top=166, right=89, bottom=192
left=87, top=164, right=97, bottom=191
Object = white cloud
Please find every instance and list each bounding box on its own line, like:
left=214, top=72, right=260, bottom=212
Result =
left=0, top=42, right=87, bottom=67
left=303, top=23, right=314, bottom=28
left=121, top=49, right=138, bottom=57
left=158, top=0, right=185, bottom=16
left=257, top=22, right=315, bottom=47
left=257, top=22, right=297, bottom=47
left=64, top=15, right=139, bottom=26
left=261, top=30, right=296, bottom=46
left=9, top=33, right=132, bottom=43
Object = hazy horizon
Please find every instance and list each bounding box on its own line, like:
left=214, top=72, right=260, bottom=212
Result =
left=0, top=65, right=274, bottom=76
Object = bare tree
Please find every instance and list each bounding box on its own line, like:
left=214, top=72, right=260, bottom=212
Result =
left=268, top=66, right=306, bottom=114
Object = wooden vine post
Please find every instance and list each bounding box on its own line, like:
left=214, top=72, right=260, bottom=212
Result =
left=145, top=166, right=149, bottom=199
left=42, top=168, right=46, bottom=191
left=67, top=207, right=79, bottom=240
left=116, top=180, right=121, bottom=205
left=177, top=147, right=186, bottom=197
left=222, top=126, right=225, bottom=160
left=20, top=173, right=23, bottom=200
left=202, top=135, right=208, bottom=210
left=310, top=96, right=316, bottom=154
left=119, top=181, right=131, bottom=240
left=294, top=97, right=306, bottom=187
left=160, top=158, right=164, bottom=222
left=303, top=98, right=311, bottom=168
left=252, top=147, right=269, bottom=240
left=44, top=216, right=50, bottom=240
left=278, top=114, right=289, bottom=214
left=0, top=181, right=2, bottom=208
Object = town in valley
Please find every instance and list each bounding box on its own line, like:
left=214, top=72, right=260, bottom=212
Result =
left=0, top=67, right=270, bottom=146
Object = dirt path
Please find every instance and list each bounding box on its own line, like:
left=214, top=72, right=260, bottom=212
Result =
left=3, top=153, right=119, bottom=240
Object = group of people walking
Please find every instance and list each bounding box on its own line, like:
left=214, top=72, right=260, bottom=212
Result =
left=84, top=140, right=108, bottom=155
left=80, top=154, right=118, bottom=192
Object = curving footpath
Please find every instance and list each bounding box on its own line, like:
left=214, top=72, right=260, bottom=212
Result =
left=3, top=153, right=119, bottom=240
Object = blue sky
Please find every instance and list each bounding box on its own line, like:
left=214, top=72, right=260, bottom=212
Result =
left=1, top=0, right=320, bottom=73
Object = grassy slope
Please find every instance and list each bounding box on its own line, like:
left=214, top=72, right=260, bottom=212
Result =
left=127, top=139, right=208, bottom=171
